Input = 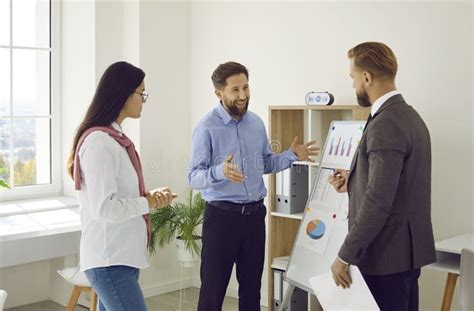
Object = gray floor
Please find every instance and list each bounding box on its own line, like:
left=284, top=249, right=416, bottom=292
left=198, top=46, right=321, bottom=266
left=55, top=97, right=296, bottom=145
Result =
left=5, top=287, right=268, bottom=311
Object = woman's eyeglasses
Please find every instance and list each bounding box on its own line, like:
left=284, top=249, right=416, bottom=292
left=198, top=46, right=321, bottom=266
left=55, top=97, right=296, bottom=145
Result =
left=135, top=91, right=149, bottom=103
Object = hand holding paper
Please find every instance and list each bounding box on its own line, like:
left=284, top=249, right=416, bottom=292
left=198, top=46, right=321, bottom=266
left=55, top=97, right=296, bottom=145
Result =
left=309, top=266, right=379, bottom=310
left=331, top=257, right=352, bottom=288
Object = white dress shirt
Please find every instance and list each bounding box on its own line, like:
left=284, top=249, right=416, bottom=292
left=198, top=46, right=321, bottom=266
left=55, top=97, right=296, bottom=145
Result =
left=77, top=122, right=150, bottom=271
left=371, top=90, right=401, bottom=116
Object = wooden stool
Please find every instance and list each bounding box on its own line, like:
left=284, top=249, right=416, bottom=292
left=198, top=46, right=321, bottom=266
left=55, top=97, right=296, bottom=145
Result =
left=441, top=272, right=459, bottom=311
left=66, top=286, right=97, bottom=311
left=57, top=267, right=97, bottom=311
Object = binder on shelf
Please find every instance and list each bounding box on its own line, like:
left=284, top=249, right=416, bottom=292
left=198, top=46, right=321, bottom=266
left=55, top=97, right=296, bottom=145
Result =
left=276, top=163, right=308, bottom=215
left=276, top=171, right=283, bottom=196
left=273, top=267, right=308, bottom=311
left=273, top=269, right=284, bottom=309
left=288, top=286, right=308, bottom=311
left=283, top=169, right=290, bottom=197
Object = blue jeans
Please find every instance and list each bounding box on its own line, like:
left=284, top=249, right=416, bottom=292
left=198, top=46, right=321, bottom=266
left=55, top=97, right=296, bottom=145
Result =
left=84, top=265, right=147, bottom=311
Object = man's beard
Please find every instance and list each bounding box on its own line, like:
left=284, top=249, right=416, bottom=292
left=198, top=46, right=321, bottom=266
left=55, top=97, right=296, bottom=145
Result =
left=356, top=88, right=371, bottom=107
left=223, top=98, right=249, bottom=117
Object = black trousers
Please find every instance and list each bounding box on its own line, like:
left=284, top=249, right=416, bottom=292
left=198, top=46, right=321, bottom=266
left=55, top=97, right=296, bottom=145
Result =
left=362, top=268, right=421, bottom=311
left=198, top=202, right=266, bottom=311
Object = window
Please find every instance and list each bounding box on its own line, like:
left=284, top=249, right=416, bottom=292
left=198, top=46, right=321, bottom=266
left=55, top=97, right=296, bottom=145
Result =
left=0, top=0, right=60, bottom=200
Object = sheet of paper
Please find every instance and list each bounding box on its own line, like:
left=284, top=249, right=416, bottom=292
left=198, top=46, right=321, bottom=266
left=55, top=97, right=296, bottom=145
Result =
left=309, top=266, right=379, bottom=310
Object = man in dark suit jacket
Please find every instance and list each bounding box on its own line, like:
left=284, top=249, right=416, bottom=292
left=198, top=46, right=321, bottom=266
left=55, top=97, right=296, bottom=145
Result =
left=329, top=42, right=436, bottom=311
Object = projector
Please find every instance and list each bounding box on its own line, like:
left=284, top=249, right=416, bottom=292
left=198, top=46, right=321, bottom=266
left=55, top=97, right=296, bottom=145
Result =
left=305, top=91, right=334, bottom=105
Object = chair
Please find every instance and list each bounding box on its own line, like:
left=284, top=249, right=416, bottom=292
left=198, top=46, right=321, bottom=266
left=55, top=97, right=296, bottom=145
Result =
left=57, top=267, right=97, bottom=311
left=460, top=248, right=474, bottom=311
left=0, top=290, right=7, bottom=311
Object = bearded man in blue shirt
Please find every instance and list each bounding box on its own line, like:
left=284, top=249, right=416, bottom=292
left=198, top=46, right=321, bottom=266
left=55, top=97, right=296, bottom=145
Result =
left=189, top=61, right=319, bottom=311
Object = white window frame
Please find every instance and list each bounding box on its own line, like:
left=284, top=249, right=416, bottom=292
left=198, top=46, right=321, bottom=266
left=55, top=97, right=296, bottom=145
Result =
left=0, top=0, right=61, bottom=201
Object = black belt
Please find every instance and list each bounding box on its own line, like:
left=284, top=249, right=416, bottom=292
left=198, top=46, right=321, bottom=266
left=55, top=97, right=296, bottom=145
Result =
left=207, top=199, right=264, bottom=215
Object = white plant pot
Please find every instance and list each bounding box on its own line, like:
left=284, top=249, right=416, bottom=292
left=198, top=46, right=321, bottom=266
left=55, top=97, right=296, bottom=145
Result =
left=176, top=237, right=201, bottom=268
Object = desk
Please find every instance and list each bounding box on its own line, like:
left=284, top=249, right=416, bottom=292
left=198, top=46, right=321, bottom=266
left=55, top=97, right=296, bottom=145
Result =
left=428, top=233, right=474, bottom=311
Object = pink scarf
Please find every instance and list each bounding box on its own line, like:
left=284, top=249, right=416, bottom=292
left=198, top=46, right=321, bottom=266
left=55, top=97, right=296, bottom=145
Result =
left=73, top=125, right=150, bottom=244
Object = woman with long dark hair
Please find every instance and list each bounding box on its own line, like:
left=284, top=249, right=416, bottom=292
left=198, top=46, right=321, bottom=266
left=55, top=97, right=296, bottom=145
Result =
left=67, top=61, right=174, bottom=310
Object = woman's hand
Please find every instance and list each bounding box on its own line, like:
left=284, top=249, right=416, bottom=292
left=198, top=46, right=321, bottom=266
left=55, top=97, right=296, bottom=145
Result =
left=147, top=187, right=177, bottom=209
left=146, top=192, right=158, bottom=209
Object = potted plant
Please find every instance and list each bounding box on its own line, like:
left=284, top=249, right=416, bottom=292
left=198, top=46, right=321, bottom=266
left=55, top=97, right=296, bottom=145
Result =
left=149, top=189, right=205, bottom=267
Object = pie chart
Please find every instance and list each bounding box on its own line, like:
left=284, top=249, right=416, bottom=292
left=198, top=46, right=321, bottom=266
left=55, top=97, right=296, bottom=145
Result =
left=306, top=219, right=326, bottom=240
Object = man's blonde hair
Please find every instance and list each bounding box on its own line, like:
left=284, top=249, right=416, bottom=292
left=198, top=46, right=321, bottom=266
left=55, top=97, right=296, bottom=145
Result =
left=348, top=42, right=398, bottom=80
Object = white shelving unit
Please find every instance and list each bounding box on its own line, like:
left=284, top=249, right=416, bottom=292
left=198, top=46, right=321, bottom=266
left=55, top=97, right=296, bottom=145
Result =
left=270, top=211, right=303, bottom=220
left=292, top=161, right=319, bottom=166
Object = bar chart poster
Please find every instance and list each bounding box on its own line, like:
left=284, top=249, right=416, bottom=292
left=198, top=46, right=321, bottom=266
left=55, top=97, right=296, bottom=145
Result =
left=322, top=123, right=365, bottom=170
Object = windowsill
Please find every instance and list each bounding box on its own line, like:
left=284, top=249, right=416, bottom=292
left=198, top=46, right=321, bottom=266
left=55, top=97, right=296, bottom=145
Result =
left=0, top=196, right=81, bottom=268
left=0, top=195, right=79, bottom=217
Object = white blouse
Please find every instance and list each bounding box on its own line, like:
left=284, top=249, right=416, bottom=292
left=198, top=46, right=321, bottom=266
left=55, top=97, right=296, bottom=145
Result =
left=77, top=122, right=150, bottom=271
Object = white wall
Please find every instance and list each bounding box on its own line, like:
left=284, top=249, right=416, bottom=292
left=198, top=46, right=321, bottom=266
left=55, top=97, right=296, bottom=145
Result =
left=470, top=0, right=473, bottom=233
left=95, top=0, right=142, bottom=145
left=190, top=2, right=473, bottom=310
left=139, top=0, right=191, bottom=198
left=138, top=0, right=193, bottom=296
left=61, top=0, right=96, bottom=198
left=0, top=260, right=50, bottom=307
left=62, top=0, right=140, bottom=199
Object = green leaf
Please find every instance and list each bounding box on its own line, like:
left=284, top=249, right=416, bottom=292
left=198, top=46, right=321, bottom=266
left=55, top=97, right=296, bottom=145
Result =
left=148, top=189, right=205, bottom=258
left=0, top=179, right=10, bottom=189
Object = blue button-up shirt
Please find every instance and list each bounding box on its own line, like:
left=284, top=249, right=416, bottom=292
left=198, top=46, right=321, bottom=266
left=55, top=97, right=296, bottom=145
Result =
left=188, top=103, right=297, bottom=203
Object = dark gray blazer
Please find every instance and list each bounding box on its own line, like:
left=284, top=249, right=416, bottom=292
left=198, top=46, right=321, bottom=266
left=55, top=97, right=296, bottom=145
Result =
left=338, top=94, right=436, bottom=275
